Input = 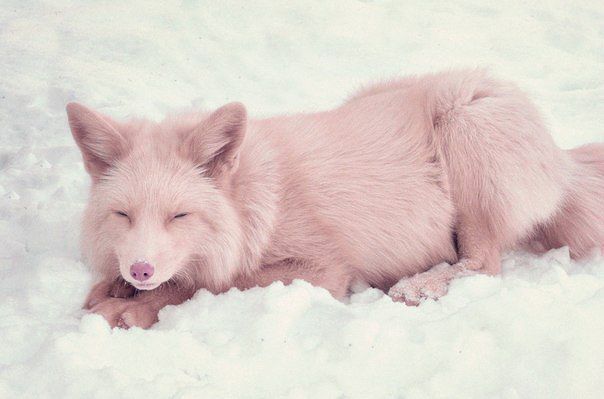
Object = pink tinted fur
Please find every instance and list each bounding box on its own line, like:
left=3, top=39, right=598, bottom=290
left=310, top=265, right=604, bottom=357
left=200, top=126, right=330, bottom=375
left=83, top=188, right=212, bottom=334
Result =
left=68, top=69, right=604, bottom=327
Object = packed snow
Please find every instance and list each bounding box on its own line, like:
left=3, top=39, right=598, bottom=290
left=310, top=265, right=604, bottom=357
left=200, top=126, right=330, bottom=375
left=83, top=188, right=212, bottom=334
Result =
left=1, top=1, right=603, bottom=398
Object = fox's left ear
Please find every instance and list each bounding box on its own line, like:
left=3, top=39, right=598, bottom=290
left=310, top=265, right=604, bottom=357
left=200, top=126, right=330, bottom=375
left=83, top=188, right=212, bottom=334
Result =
left=185, top=102, right=247, bottom=176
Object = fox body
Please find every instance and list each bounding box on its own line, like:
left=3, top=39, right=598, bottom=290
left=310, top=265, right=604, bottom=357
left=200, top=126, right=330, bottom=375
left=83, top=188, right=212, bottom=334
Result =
left=68, top=70, right=604, bottom=328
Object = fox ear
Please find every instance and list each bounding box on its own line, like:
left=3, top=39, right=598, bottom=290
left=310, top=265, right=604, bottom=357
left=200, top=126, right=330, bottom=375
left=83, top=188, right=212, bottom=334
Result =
left=66, top=102, right=127, bottom=180
left=186, top=102, right=247, bottom=176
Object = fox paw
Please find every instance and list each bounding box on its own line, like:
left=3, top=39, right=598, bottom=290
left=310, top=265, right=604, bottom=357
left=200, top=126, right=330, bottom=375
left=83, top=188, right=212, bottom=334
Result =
left=84, top=279, right=136, bottom=309
left=89, top=297, right=159, bottom=329
left=388, top=263, right=453, bottom=306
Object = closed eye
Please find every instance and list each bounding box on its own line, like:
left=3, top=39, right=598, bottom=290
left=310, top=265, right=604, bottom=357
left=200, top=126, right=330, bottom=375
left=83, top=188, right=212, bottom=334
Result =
left=115, top=211, right=129, bottom=218
left=173, top=213, right=189, bottom=219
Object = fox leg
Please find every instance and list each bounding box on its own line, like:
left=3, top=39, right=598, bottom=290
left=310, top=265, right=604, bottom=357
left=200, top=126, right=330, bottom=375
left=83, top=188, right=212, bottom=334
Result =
left=83, top=277, right=136, bottom=309
left=389, top=212, right=500, bottom=305
left=234, top=257, right=352, bottom=299
left=454, top=212, right=502, bottom=275
left=88, top=283, right=196, bottom=329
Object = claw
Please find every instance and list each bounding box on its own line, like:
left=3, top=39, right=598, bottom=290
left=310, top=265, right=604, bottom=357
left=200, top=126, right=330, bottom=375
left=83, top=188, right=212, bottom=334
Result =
left=116, top=316, right=130, bottom=329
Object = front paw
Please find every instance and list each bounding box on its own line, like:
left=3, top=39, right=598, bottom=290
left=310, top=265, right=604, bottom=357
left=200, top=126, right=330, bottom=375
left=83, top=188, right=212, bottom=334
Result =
left=84, top=279, right=136, bottom=309
left=88, top=297, right=159, bottom=329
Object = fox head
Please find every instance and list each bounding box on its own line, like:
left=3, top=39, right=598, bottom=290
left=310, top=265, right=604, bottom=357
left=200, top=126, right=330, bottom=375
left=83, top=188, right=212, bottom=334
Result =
left=67, top=102, right=246, bottom=292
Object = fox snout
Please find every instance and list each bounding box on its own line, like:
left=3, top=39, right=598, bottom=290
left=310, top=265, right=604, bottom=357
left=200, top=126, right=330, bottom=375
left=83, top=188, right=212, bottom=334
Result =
left=130, top=260, right=154, bottom=282
left=115, top=227, right=180, bottom=289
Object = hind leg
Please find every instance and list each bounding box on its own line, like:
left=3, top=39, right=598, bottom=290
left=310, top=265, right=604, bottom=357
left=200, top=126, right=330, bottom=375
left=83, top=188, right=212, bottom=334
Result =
left=388, top=213, right=501, bottom=305
left=455, top=212, right=501, bottom=275
left=429, top=72, right=571, bottom=269
left=390, top=71, right=572, bottom=304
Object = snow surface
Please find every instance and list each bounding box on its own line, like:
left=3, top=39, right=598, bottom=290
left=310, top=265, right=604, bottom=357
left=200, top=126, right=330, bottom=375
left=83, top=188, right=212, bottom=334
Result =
left=1, top=1, right=604, bottom=398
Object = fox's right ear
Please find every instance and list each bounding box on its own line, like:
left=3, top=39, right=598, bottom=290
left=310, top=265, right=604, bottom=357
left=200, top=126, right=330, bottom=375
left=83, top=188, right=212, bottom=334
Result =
left=66, top=103, right=127, bottom=180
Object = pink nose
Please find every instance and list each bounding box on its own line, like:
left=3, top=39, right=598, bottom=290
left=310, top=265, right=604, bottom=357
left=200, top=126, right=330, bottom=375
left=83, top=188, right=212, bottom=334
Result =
left=130, top=262, right=154, bottom=282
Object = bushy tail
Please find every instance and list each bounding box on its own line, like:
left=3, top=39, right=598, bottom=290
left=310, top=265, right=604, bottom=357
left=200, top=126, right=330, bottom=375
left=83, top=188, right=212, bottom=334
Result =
left=539, top=143, right=604, bottom=258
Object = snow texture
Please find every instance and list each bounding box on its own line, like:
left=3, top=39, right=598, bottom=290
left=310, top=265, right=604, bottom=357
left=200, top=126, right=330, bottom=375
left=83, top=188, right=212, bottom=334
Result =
left=1, top=1, right=603, bottom=398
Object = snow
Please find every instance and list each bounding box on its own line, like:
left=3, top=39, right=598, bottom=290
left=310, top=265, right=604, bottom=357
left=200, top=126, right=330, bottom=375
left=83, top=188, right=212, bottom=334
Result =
left=1, top=1, right=603, bottom=398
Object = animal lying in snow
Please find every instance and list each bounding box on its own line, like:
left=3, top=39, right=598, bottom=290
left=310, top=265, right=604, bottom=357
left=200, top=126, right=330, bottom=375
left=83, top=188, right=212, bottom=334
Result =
left=67, top=69, right=604, bottom=329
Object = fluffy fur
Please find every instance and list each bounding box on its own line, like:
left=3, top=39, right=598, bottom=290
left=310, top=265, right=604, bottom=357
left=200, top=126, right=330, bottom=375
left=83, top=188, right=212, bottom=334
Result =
left=68, top=69, right=604, bottom=328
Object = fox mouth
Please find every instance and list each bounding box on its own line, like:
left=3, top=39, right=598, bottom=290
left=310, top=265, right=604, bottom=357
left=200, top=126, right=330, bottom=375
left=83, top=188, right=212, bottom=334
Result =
left=133, top=282, right=160, bottom=290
